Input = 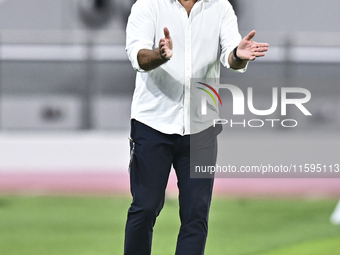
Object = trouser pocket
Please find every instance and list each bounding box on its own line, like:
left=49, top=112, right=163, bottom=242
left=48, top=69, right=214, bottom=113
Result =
left=128, top=137, right=135, bottom=174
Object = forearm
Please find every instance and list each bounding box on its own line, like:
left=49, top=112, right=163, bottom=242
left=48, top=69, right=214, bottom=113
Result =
left=137, top=48, right=168, bottom=71
left=228, top=50, right=248, bottom=70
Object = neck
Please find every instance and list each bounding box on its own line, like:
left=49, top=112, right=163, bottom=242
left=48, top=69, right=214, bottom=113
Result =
left=178, top=0, right=197, bottom=16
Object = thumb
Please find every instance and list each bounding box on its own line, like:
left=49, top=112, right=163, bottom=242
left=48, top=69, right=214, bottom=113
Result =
left=244, top=30, right=256, bottom=41
left=164, top=27, right=171, bottom=39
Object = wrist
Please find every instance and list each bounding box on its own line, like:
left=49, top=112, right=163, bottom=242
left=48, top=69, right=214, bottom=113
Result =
left=233, top=46, right=245, bottom=62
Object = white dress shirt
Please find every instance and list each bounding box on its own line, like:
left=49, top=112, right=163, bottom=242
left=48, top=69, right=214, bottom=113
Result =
left=126, top=0, right=246, bottom=135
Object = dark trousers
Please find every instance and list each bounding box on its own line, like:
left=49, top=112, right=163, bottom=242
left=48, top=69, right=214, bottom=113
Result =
left=124, top=120, right=220, bottom=255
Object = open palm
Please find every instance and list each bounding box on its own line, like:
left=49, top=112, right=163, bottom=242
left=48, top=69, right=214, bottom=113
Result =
left=237, top=30, right=269, bottom=61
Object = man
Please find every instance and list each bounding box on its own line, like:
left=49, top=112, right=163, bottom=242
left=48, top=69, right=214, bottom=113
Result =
left=124, top=0, right=269, bottom=254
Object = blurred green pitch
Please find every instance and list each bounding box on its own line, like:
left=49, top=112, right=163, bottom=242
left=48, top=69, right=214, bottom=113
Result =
left=0, top=196, right=339, bottom=255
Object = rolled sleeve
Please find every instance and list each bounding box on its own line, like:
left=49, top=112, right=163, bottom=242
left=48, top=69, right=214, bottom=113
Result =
left=126, top=41, right=153, bottom=73
left=126, top=0, right=156, bottom=72
left=219, top=1, right=247, bottom=73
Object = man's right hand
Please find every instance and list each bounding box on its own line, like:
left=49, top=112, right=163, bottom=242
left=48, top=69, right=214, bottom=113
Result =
left=137, top=27, right=173, bottom=71
left=159, top=27, right=173, bottom=60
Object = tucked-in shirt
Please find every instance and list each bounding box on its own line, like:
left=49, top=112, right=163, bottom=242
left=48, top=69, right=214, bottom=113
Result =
left=126, top=0, right=246, bottom=135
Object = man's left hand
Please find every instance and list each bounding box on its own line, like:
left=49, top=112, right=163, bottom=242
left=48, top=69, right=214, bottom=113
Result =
left=237, top=30, right=269, bottom=61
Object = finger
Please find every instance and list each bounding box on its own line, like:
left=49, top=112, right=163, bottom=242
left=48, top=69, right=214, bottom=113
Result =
left=244, top=30, right=256, bottom=41
left=255, top=52, right=266, bottom=57
left=164, top=27, right=171, bottom=39
left=256, top=43, right=269, bottom=47
left=162, top=51, right=169, bottom=58
left=254, top=47, right=269, bottom=52
left=159, top=39, right=165, bottom=46
left=251, top=52, right=266, bottom=59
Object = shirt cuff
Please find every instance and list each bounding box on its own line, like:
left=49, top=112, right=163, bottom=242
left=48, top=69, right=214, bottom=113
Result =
left=222, top=44, right=248, bottom=73
left=127, top=43, right=153, bottom=73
